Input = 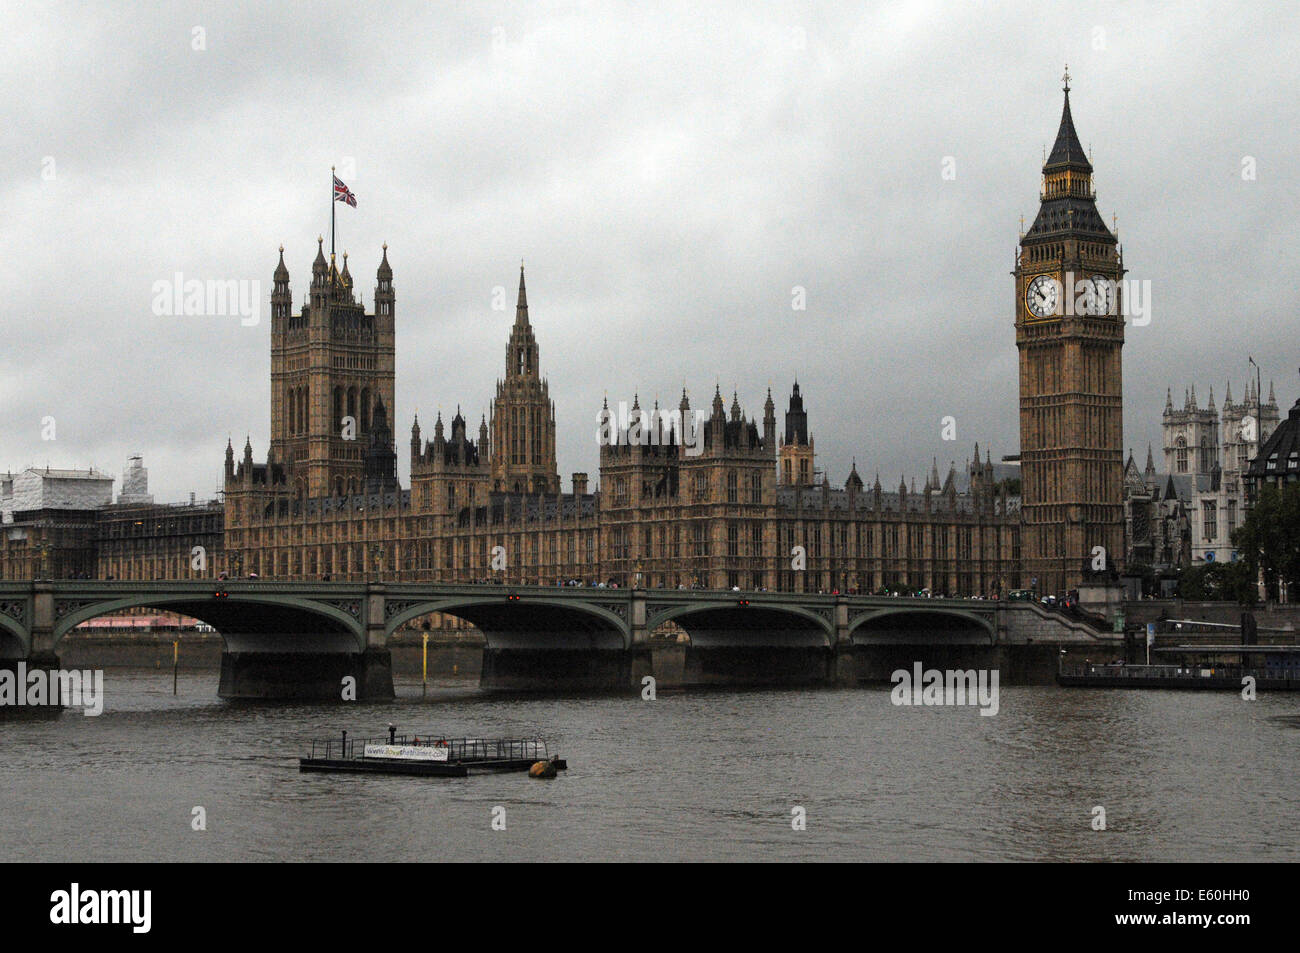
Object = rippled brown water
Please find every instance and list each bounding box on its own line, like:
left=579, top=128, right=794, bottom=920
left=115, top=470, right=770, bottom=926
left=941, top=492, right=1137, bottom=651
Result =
left=2, top=669, right=1297, bottom=862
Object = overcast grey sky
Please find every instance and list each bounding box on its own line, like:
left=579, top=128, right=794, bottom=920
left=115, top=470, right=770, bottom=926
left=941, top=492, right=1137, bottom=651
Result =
left=3, top=1, right=1297, bottom=502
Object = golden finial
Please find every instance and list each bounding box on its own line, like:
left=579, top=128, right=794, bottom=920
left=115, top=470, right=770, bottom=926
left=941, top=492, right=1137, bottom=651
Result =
left=1062, top=63, right=1071, bottom=92
left=382, top=241, right=387, bottom=250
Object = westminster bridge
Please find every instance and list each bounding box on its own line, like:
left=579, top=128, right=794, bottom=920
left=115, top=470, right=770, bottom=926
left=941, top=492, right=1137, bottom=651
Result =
left=0, top=580, right=1117, bottom=698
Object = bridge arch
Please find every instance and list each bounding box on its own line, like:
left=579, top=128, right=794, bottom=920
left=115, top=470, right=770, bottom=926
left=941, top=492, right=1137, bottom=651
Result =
left=384, top=596, right=630, bottom=650
left=647, top=602, right=835, bottom=648
left=53, top=594, right=366, bottom=654
left=848, top=607, right=996, bottom=646
left=0, top=595, right=30, bottom=657
left=0, top=618, right=28, bottom=658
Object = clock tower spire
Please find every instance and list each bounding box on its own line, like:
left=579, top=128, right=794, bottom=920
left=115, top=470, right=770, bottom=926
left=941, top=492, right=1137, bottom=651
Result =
left=1014, top=72, right=1126, bottom=596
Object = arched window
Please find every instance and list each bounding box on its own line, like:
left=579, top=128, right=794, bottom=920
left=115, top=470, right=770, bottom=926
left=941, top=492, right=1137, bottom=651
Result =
left=333, top=387, right=343, bottom=432
left=1175, top=437, right=1188, bottom=474
left=360, top=388, right=371, bottom=432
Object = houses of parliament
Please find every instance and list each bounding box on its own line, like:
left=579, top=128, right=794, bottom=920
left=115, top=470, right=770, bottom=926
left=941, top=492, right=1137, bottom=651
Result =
left=1, top=79, right=1126, bottom=599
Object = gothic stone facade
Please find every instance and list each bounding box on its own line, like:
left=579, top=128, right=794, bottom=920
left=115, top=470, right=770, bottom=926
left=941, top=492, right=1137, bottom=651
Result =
left=90, top=256, right=1024, bottom=598
left=1123, top=379, right=1283, bottom=573
left=1161, top=381, right=1279, bottom=564
left=77, top=82, right=1150, bottom=599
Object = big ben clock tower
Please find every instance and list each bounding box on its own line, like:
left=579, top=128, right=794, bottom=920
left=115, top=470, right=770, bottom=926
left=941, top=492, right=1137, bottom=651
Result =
left=1015, top=68, right=1126, bottom=596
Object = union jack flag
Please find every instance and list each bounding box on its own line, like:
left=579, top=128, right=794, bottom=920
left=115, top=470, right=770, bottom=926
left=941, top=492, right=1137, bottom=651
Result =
left=333, top=175, right=357, bottom=207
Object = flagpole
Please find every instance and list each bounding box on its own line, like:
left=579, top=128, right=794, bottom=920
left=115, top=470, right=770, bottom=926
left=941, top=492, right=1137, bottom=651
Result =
left=330, top=165, right=336, bottom=264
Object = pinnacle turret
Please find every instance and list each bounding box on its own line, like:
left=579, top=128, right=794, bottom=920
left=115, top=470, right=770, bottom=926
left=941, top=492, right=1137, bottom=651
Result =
left=312, top=237, right=328, bottom=277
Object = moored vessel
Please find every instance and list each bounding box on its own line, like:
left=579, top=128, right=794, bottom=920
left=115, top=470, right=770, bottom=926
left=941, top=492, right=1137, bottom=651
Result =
left=299, top=727, right=568, bottom=776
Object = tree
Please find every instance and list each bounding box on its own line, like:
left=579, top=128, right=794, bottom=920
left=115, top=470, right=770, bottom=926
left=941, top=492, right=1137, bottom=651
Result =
left=1232, top=483, right=1300, bottom=601
left=1220, top=558, right=1258, bottom=605
left=1176, top=560, right=1256, bottom=603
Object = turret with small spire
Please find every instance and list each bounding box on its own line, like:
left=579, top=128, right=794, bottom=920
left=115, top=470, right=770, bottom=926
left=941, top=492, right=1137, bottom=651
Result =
left=763, top=387, right=776, bottom=448
left=375, top=243, right=394, bottom=321
left=778, top=381, right=815, bottom=486
left=846, top=459, right=863, bottom=495
left=272, top=246, right=291, bottom=324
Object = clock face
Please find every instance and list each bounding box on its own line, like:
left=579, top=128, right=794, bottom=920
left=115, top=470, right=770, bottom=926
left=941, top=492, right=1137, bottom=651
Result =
left=1089, top=275, right=1114, bottom=315
left=1025, top=274, right=1058, bottom=318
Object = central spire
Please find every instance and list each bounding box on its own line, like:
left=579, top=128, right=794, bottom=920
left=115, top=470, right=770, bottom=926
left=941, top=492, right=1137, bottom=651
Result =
left=1045, top=65, right=1091, bottom=173
left=515, top=262, right=529, bottom=326
left=1023, top=70, right=1110, bottom=242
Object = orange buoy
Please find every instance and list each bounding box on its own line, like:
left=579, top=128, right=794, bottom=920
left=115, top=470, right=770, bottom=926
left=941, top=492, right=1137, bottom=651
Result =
left=528, top=760, right=557, bottom=779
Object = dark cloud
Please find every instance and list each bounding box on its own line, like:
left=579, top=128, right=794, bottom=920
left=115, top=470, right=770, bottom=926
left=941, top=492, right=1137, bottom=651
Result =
left=3, top=1, right=1297, bottom=499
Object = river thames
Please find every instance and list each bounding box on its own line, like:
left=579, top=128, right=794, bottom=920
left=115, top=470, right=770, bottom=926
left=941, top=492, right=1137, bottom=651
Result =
left=2, top=668, right=1297, bottom=863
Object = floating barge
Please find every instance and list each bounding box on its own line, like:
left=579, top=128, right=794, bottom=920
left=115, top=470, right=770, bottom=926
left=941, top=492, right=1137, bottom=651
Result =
left=300, top=730, right=567, bottom=777
left=1058, top=647, right=1300, bottom=691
